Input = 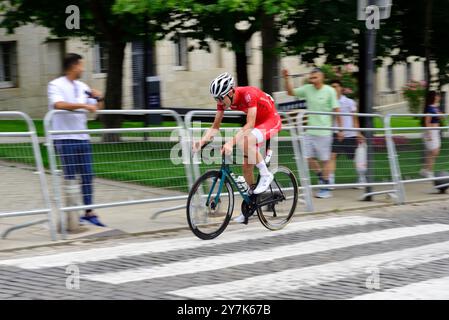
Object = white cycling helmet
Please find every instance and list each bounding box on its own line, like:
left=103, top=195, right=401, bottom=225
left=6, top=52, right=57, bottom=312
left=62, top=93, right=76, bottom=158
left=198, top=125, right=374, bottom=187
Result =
left=209, top=72, right=235, bottom=99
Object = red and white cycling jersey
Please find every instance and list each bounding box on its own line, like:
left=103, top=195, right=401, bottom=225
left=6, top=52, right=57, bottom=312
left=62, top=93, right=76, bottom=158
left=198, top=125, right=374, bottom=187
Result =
left=217, top=86, right=282, bottom=143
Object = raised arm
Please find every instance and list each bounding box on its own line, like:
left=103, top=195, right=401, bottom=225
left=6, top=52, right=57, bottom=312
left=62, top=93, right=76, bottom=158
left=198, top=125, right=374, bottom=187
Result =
left=282, top=69, right=295, bottom=96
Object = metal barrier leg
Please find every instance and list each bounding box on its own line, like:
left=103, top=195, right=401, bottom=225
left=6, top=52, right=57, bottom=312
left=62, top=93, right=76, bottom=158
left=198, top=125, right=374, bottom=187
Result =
left=2, top=218, right=49, bottom=239
left=45, top=138, right=66, bottom=240
left=295, top=134, right=314, bottom=212
left=385, top=115, right=406, bottom=204
left=151, top=204, right=186, bottom=220
left=282, top=112, right=314, bottom=213
left=359, top=189, right=398, bottom=201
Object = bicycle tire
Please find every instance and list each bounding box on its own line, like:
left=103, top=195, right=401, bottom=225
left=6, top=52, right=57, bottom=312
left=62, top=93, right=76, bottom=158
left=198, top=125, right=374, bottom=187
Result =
left=187, top=170, right=234, bottom=240
left=257, top=166, right=298, bottom=230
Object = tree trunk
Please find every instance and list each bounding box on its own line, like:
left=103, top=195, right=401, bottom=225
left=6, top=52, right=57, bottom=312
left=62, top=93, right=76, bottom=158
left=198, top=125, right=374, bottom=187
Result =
left=101, top=40, right=126, bottom=142
left=437, top=61, right=447, bottom=113
left=261, top=12, right=280, bottom=94
left=424, top=0, right=433, bottom=106
left=235, top=48, right=249, bottom=86
left=357, top=30, right=367, bottom=128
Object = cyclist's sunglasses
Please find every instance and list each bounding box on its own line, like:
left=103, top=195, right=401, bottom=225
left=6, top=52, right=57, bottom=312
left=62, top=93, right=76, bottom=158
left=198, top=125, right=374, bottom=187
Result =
left=215, top=92, right=232, bottom=102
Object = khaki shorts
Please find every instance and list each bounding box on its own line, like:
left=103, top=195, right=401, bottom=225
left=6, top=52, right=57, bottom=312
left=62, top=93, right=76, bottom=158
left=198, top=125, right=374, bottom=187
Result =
left=304, top=134, right=333, bottom=161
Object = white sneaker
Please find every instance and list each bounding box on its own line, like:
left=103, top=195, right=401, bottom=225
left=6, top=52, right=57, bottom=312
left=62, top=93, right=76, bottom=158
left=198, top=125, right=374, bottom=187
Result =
left=355, top=175, right=367, bottom=189
left=420, top=169, right=434, bottom=178
left=253, top=173, right=274, bottom=194
left=233, top=213, right=246, bottom=223
left=328, top=175, right=335, bottom=190
left=233, top=213, right=255, bottom=224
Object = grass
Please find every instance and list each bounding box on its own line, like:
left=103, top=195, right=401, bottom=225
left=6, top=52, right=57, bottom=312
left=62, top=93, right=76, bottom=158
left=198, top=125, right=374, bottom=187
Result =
left=373, top=116, right=421, bottom=129
left=1, top=117, right=448, bottom=192
left=0, top=119, right=180, bottom=136
left=1, top=138, right=448, bottom=191
left=194, top=139, right=449, bottom=186
left=0, top=116, right=428, bottom=139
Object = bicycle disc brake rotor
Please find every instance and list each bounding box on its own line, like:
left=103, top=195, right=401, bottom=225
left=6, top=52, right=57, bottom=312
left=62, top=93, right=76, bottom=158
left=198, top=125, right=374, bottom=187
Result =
left=208, top=199, right=224, bottom=217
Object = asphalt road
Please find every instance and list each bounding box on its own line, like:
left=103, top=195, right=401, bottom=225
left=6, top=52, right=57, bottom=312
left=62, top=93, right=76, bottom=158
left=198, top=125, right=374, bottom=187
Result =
left=1, top=200, right=449, bottom=300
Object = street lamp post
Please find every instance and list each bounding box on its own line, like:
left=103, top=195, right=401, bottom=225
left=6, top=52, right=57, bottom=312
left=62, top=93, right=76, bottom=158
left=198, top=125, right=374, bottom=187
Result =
left=358, top=0, right=392, bottom=200
left=364, top=8, right=377, bottom=201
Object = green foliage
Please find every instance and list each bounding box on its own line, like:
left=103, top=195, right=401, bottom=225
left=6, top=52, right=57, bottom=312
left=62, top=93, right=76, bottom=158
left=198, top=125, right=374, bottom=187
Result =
left=283, top=0, right=449, bottom=88
left=320, top=64, right=358, bottom=99
left=402, top=80, right=426, bottom=114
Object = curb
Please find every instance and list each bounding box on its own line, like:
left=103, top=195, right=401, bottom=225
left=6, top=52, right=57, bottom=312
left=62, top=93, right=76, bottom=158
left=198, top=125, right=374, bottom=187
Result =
left=1, top=196, right=448, bottom=254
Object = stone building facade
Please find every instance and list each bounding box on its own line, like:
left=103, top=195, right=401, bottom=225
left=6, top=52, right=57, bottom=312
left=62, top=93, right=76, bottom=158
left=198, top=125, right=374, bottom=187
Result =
left=1, top=23, right=445, bottom=118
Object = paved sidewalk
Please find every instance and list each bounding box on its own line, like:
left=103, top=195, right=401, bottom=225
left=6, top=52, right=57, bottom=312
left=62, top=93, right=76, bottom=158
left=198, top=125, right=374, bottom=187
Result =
left=1, top=165, right=448, bottom=252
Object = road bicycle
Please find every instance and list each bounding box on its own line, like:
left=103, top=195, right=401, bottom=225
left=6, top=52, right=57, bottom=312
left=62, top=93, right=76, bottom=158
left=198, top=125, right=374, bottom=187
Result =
left=187, top=139, right=298, bottom=240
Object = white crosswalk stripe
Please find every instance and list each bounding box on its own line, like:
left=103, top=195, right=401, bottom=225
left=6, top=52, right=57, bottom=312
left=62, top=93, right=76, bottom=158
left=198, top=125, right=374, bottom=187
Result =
left=84, top=223, right=449, bottom=284
left=2, top=213, right=449, bottom=300
left=350, top=276, right=449, bottom=300
left=168, top=239, right=449, bottom=299
left=0, top=216, right=387, bottom=269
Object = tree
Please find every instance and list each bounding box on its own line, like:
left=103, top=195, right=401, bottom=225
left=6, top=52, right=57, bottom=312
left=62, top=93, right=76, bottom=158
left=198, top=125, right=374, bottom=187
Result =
left=176, top=1, right=260, bottom=87
left=117, top=0, right=302, bottom=94
left=282, top=0, right=449, bottom=112
left=0, top=0, right=175, bottom=140
left=259, top=1, right=302, bottom=94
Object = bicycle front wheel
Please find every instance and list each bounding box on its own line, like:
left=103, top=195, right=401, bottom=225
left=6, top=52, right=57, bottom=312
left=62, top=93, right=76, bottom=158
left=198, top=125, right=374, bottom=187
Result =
left=187, top=170, right=234, bottom=240
left=257, top=166, right=298, bottom=230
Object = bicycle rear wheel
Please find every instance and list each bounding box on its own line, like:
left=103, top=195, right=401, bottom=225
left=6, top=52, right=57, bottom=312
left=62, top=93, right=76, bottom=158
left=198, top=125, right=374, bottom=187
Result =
left=187, top=170, right=234, bottom=240
left=257, top=166, right=298, bottom=230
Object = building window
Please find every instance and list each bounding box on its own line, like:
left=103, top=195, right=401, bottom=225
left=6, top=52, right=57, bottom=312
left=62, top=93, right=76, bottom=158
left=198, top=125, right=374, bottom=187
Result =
left=94, top=42, right=108, bottom=74
left=174, top=36, right=188, bottom=69
left=0, top=42, right=18, bottom=89
left=46, top=40, right=65, bottom=79
left=387, top=64, right=395, bottom=92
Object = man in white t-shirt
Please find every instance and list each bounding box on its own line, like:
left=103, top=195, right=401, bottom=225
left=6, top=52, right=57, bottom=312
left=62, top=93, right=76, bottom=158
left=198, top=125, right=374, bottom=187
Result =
left=48, top=53, right=106, bottom=227
left=329, top=80, right=366, bottom=187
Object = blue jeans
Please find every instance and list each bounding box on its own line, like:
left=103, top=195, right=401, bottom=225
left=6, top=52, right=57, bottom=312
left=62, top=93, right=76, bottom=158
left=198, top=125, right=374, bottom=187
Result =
left=54, top=139, right=94, bottom=206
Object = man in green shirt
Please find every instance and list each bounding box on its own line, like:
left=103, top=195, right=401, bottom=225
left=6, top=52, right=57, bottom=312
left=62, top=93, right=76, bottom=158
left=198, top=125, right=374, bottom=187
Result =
left=282, top=68, right=343, bottom=198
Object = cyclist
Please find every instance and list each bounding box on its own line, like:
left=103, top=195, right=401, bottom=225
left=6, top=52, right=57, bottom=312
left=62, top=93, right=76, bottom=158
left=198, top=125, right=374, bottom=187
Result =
left=192, top=72, right=282, bottom=223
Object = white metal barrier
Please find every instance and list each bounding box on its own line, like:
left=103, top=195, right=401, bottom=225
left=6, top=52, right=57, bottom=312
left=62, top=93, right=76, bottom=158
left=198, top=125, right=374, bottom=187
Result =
left=385, top=113, right=449, bottom=198
left=184, top=110, right=309, bottom=211
left=4, top=108, right=448, bottom=241
left=0, top=112, right=56, bottom=240
left=295, top=111, right=404, bottom=208
left=44, top=109, right=192, bottom=239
